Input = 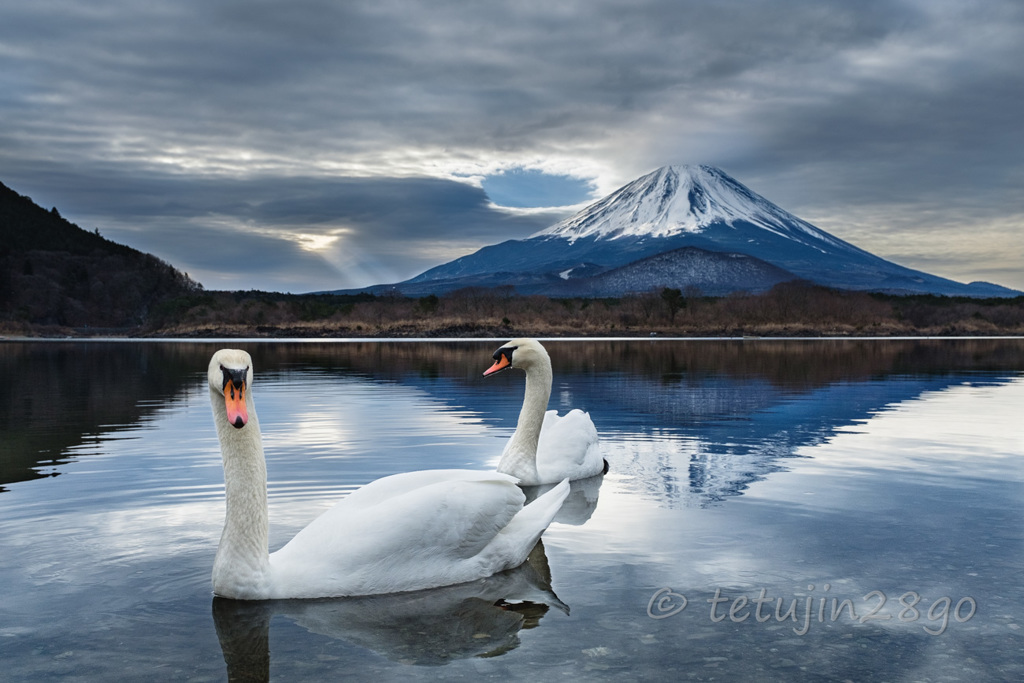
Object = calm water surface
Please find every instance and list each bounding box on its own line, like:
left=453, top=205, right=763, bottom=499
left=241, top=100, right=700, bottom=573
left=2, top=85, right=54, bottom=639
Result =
left=1, top=339, right=1023, bottom=681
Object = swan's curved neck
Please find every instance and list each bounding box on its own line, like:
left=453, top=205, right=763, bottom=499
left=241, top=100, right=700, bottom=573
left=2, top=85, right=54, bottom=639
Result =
left=211, top=388, right=271, bottom=597
left=497, top=360, right=552, bottom=482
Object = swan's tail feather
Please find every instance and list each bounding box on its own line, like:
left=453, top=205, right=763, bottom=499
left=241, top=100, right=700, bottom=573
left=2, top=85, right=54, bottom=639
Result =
left=493, top=479, right=570, bottom=569
left=519, top=478, right=570, bottom=527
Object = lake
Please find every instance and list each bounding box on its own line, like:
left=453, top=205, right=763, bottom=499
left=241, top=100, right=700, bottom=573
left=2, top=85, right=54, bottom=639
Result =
left=1, top=338, right=1022, bottom=681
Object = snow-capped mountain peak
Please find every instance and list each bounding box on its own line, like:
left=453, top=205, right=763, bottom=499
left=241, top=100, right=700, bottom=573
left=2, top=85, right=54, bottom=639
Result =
left=536, top=165, right=840, bottom=248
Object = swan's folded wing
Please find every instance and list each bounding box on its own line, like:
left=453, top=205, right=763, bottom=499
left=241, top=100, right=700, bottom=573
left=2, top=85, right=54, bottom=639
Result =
left=276, top=471, right=526, bottom=564
left=270, top=472, right=532, bottom=596
left=433, top=477, right=527, bottom=559
left=538, top=410, right=600, bottom=468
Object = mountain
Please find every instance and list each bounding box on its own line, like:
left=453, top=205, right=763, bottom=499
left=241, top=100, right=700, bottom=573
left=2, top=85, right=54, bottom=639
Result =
left=0, top=180, right=201, bottom=329
left=341, top=165, right=1020, bottom=298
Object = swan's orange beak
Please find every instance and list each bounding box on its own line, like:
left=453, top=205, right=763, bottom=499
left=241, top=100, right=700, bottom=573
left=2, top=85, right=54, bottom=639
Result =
left=483, top=353, right=512, bottom=376
left=224, top=379, right=248, bottom=429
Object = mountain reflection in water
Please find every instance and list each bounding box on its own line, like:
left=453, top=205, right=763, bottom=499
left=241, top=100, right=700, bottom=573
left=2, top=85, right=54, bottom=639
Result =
left=4, top=338, right=1021, bottom=503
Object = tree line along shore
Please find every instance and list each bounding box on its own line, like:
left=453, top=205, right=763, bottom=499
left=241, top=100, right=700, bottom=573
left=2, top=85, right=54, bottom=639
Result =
left=5, top=282, right=1023, bottom=339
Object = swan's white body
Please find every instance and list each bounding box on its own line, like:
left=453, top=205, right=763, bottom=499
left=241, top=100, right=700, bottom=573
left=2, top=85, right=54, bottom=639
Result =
left=208, top=349, right=569, bottom=600
left=484, top=339, right=604, bottom=486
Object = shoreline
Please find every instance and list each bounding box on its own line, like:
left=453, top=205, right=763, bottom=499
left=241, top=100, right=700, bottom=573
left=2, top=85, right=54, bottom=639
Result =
left=4, top=333, right=1024, bottom=343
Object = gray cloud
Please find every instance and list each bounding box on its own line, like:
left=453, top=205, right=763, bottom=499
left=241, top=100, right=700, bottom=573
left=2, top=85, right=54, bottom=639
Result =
left=2, top=0, right=1022, bottom=291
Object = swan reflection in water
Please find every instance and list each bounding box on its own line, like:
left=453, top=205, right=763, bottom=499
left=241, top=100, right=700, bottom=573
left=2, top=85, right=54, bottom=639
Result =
left=522, top=472, right=606, bottom=526
left=213, top=541, right=567, bottom=676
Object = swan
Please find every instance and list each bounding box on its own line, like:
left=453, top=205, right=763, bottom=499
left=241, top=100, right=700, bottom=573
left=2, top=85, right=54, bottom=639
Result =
left=208, top=348, right=569, bottom=600
left=483, top=339, right=605, bottom=486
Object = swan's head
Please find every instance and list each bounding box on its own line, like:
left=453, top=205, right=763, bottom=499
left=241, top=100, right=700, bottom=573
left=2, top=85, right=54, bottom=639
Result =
left=483, top=338, right=550, bottom=376
left=209, top=349, right=253, bottom=430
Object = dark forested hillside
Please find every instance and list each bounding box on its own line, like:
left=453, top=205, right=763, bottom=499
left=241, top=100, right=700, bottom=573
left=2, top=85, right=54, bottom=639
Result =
left=0, top=181, right=201, bottom=330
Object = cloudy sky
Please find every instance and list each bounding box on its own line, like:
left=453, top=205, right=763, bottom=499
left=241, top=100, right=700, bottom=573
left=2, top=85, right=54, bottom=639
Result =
left=2, top=0, right=1022, bottom=293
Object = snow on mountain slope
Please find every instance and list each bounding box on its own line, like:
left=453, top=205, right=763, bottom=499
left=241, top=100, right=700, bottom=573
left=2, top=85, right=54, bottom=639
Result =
left=537, top=165, right=849, bottom=252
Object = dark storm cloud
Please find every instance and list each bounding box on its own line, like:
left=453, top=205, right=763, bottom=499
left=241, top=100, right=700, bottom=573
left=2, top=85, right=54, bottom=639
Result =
left=2, top=0, right=1023, bottom=290
left=3, top=161, right=555, bottom=291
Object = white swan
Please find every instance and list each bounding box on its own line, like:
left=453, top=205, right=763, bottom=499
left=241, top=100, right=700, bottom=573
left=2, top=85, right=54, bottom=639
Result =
left=483, top=339, right=605, bottom=486
left=208, top=349, right=569, bottom=600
